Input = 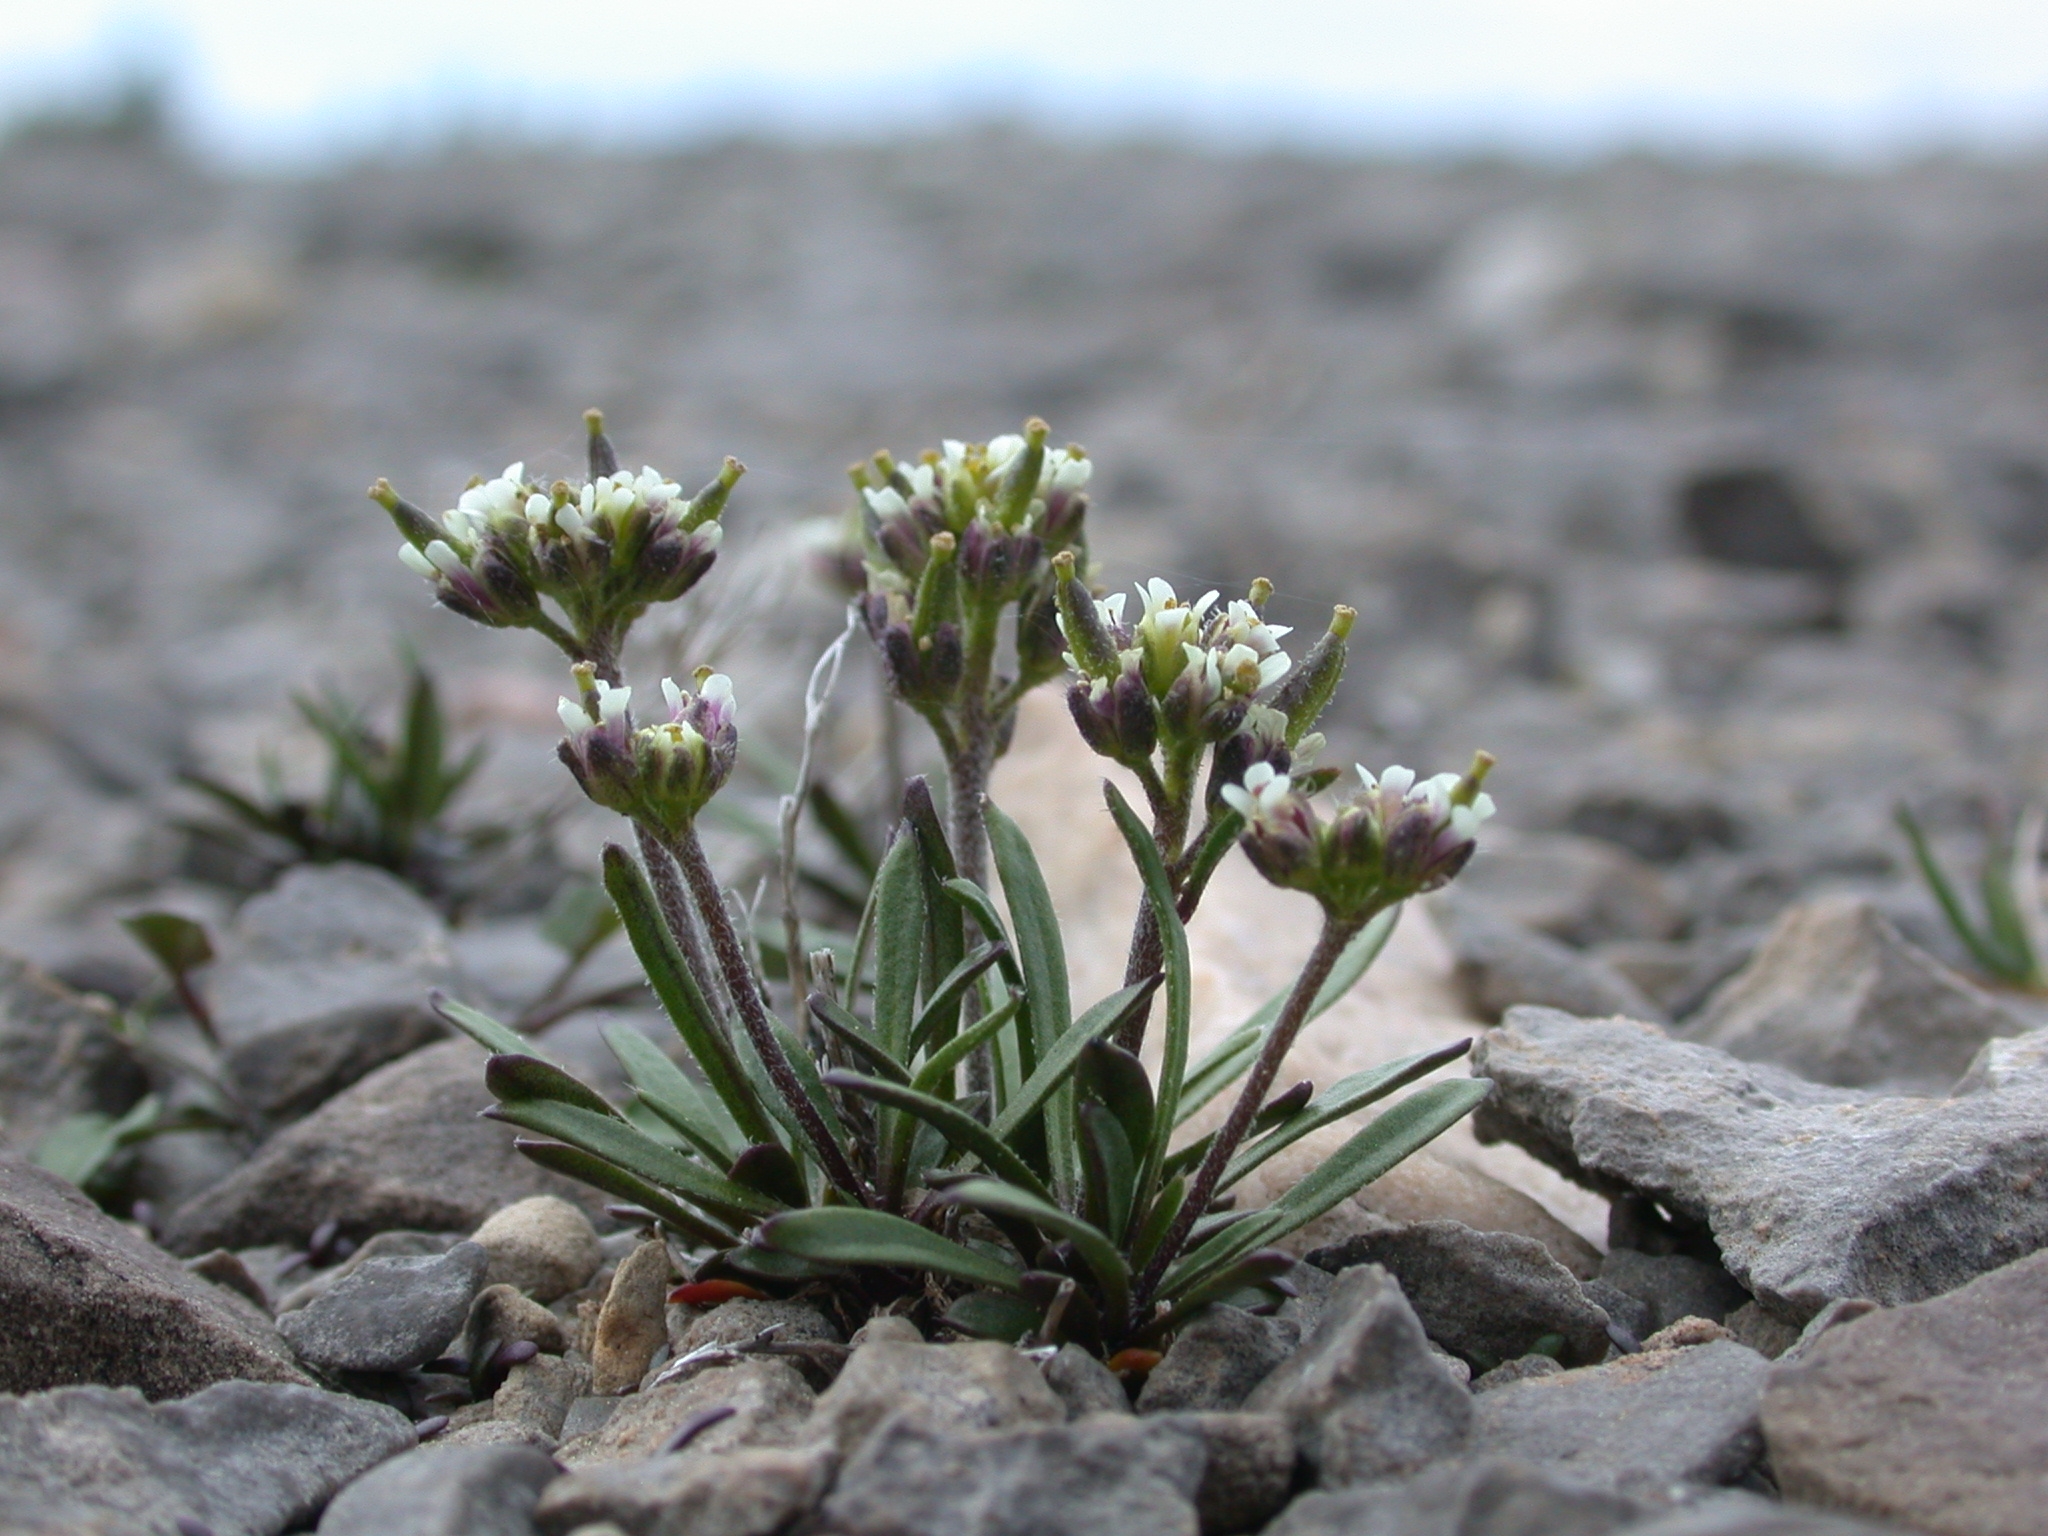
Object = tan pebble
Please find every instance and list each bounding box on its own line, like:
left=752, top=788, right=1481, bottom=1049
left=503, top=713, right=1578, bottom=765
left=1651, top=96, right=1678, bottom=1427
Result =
left=590, top=1239, right=675, bottom=1394
left=470, top=1196, right=603, bottom=1303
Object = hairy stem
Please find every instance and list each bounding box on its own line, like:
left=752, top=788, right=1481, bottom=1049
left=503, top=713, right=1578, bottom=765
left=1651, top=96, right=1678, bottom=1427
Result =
left=635, top=823, right=730, bottom=1021
left=1131, top=910, right=1364, bottom=1318
left=1114, top=754, right=1197, bottom=1052
left=671, top=824, right=875, bottom=1205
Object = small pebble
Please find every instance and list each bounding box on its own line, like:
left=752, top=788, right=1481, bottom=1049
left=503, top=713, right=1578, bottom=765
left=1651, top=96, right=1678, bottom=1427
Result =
left=414, top=1415, right=450, bottom=1440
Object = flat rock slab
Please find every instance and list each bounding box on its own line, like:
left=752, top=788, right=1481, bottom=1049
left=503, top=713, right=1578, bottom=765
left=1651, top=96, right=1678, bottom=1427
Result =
left=535, top=1444, right=833, bottom=1536
left=316, top=1443, right=558, bottom=1536
left=0, top=1153, right=309, bottom=1398
left=1682, top=896, right=2025, bottom=1092
left=819, top=1413, right=1206, bottom=1536
left=803, top=1338, right=1064, bottom=1458
left=1309, top=1220, right=1614, bottom=1368
left=1471, top=1008, right=2048, bottom=1320
left=0, top=1380, right=413, bottom=1536
left=278, top=1240, right=489, bottom=1374
left=1265, top=1456, right=1647, bottom=1536
left=1470, top=1339, right=1769, bottom=1494
left=1762, top=1247, right=2048, bottom=1536
left=1137, top=1303, right=1291, bottom=1412
left=559, top=1357, right=814, bottom=1466
left=161, top=1039, right=605, bottom=1255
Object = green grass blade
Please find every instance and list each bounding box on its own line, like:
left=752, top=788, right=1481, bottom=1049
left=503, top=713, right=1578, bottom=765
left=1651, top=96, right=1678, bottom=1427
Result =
left=806, top=994, right=912, bottom=1083
left=870, top=828, right=926, bottom=1060
left=432, top=991, right=543, bottom=1060
left=1897, top=806, right=2017, bottom=981
left=942, top=1177, right=1131, bottom=1330
left=912, top=996, right=1022, bottom=1096
left=484, top=1052, right=618, bottom=1118
left=754, top=1207, right=1025, bottom=1293
left=986, top=802, right=1072, bottom=1193
left=604, top=1024, right=741, bottom=1164
left=603, top=843, right=776, bottom=1145
left=939, top=880, right=1024, bottom=985
left=1101, top=781, right=1191, bottom=1214
left=907, top=942, right=1008, bottom=1058
left=824, top=1070, right=1055, bottom=1203
left=1218, top=1038, right=1475, bottom=1192
left=990, top=979, right=1156, bottom=1145
left=511, top=1138, right=737, bottom=1249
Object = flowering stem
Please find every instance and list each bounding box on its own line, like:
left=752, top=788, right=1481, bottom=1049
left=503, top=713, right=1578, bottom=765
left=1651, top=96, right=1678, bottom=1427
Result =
left=670, top=823, right=876, bottom=1205
left=1130, top=908, right=1365, bottom=1319
left=1114, top=753, right=1198, bottom=1053
left=634, top=823, right=730, bottom=1021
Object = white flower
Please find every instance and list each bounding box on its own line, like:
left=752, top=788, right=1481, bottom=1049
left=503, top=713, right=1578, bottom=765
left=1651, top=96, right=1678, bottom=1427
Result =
left=594, top=680, right=631, bottom=723
left=424, top=540, right=467, bottom=578
left=1095, top=592, right=1127, bottom=630
left=398, top=543, right=437, bottom=579
left=1220, top=761, right=1295, bottom=821
left=556, top=696, right=589, bottom=735
left=984, top=434, right=1026, bottom=476
left=863, top=485, right=909, bottom=519
left=1043, top=449, right=1091, bottom=491
left=902, top=462, right=937, bottom=501
left=941, top=440, right=967, bottom=473
left=524, top=492, right=552, bottom=525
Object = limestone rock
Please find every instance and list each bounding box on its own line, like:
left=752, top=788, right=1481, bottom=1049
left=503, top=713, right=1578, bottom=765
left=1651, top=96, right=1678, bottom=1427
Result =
left=1356, top=1149, right=1603, bottom=1278
left=590, top=1238, right=675, bottom=1394
left=534, top=1443, right=833, bottom=1536
left=1436, top=897, right=1665, bottom=1023
left=560, top=1358, right=814, bottom=1466
left=1600, top=1249, right=1751, bottom=1333
left=1264, top=1457, right=1645, bottom=1536
left=0, top=953, right=145, bottom=1154
left=162, top=1039, right=604, bottom=1255
left=1042, top=1343, right=1131, bottom=1418
left=0, top=1152, right=308, bottom=1398
left=1243, top=1264, right=1473, bottom=1486
left=278, top=1240, right=490, bottom=1374
left=1683, top=896, right=2027, bottom=1092
left=317, top=1443, right=558, bottom=1535
left=1146, top=1410, right=1296, bottom=1535
left=1762, top=1248, right=2048, bottom=1536
left=804, top=1338, right=1063, bottom=1457
left=1470, top=1338, right=1770, bottom=1494
left=1308, top=1221, right=1613, bottom=1368
left=1452, top=830, right=1682, bottom=945
left=494, top=1352, right=591, bottom=1440
left=470, top=1195, right=602, bottom=1303
left=0, top=1380, right=412, bottom=1536
left=1137, top=1304, right=1291, bottom=1412
left=1472, top=1007, right=2048, bottom=1320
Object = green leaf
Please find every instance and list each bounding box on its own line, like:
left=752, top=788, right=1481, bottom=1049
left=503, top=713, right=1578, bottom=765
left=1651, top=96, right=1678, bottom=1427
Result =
left=1163, top=1078, right=1492, bottom=1299
left=1101, top=781, right=1191, bottom=1214
left=807, top=993, right=912, bottom=1084
left=906, top=942, right=1009, bottom=1058
left=1079, top=1040, right=1154, bottom=1158
left=1136, top=1249, right=1298, bottom=1344
left=510, top=1138, right=736, bottom=1249
left=32, top=1096, right=157, bottom=1190
left=942, top=1177, right=1131, bottom=1331
left=990, top=980, right=1156, bottom=1146
left=729, top=1143, right=810, bottom=1208
left=755, top=1207, right=1025, bottom=1293
left=939, top=880, right=1024, bottom=987
left=433, top=992, right=541, bottom=1059
left=823, top=1070, right=1055, bottom=1203
left=604, top=1024, right=740, bottom=1164
left=911, top=996, right=1022, bottom=1096
left=603, top=844, right=775, bottom=1146
left=870, top=827, right=926, bottom=1061
left=904, top=777, right=966, bottom=1051
left=1078, top=1100, right=1137, bottom=1244
left=484, top=1053, right=619, bottom=1118
left=484, top=1095, right=780, bottom=1227
left=1218, top=1038, right=1475, bottom=1192
left=986, top=800, right=1071, bottom=1068
left=941, top=1289, right=1045, bottom=1344
left=1178, top=904, right=1402, bottom=1125
left=122, top=913, right=214, bottom=978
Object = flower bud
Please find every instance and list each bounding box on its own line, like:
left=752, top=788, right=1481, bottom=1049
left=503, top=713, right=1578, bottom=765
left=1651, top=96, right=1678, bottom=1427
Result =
left=1067, top=667, right=1157, bottom=768
left=1052, top=550, right=1121, bottom=679
left=1269, top=605, right=1354, bottom=748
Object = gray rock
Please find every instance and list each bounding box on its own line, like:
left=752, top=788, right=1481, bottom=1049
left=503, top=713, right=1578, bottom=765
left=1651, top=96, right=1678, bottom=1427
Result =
left=1451, top=831, right=1683, bottom=945
left=0, top=1153, right=308, bottom=1398
left=1683, top=897, right=2027, bottom=1092
left=591, top=1238, right=675, bottom=1394
left=0, top=1379, right=413, bottom=1536
left=818, top=1412, right=1206, bottom=1536
left=317, top=1443, right=558, bottom=1535
left=1138, top=1304, right=1291, bottom=1412
left=1243, top=1264, right=1473, bottom=1487
left=1308, top=1222, right=1613, bottom=1368
left=1581, top=1279, right=1655, bottom=1345
left=1628, top=1494, right=1908, bottom=1535
left=162, top=1040, right=605, bottom=1255
left=804, top=1338, right=1063, bottom=1457
left=1722, top=1302, right=1803, bottom=1360
left=1263, top=1457, right=1646, bottom=1536
left=466, top=1281, right=572, bottom=1358
left=495, top=1352, right=591, bottom=1439
left=279, top=1240, right=490, bottom=1374
left=1600, top=1249, right=1751, bottom=1332
left=558, top=1395, right=619, bottom=1441
left=471, top=1195, right=603, bottom=1303
left=560, top=1358, right=814, bottom=1465
left=1775, top=1297, right=1881, bottom=1365
left=1436, top=898, right=1666, bottom=1024
left=1472, top=1354, right=1564, bottom=1392
left=1146, top=1411, right=1295, bottom=1535
left=1471, top=1008, right=2048, bottom=1321
left=1762, top=1247, right=2048, bottom=1536
left=1042, top=1342, right=1131, bottom=1418
left=670, top=1295, right=842, bottom=1356
left=277, top=1230, right=462, bottom=1315
left=1470, top=1339, right=1770, bottom=1494
left=534, top=1443, right=834, bottom=1536
left=211, top=864, right=457, bottom=1121
left=1274, top=1259, right=1334, bottom=1340
left=0, top=953, right=145, bottom=1154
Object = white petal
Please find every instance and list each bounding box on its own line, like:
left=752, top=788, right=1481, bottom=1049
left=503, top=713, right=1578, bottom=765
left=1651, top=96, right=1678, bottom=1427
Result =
left=557, top=698, right=587, bottom=734
left=1220, top=783, right=1256, bottom=818
left=425, top=540, right=466, bottom=577
left=398, top=543, right=437, bottom=578
left=863, top=486, right=909, bottom=518
left=661, top=677, right=684, bottom=712
left=701, top=673, right=735, bottom=706
left=1379, top=766, right=1415, bottom=798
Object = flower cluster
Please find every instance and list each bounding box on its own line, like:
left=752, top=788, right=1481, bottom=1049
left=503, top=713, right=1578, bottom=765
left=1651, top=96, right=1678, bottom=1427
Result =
left=556, top=664, right=740, bottom=838
left=1221, top=754, right=1497, bottom=921
left=375, top=412, right=741, bottom=670
left=854, top=419, right=1092, bottom=710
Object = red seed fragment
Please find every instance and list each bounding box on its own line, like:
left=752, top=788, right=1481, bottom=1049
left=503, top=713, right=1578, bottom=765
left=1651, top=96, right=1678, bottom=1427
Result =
left=1105, top=1347, right=1162, bottom=1377
left=668, top=1279, right=768, bottom=1306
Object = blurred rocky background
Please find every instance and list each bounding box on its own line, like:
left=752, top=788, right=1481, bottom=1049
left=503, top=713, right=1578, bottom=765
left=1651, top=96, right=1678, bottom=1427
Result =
left=2, top=92, right=2047, bottom=1021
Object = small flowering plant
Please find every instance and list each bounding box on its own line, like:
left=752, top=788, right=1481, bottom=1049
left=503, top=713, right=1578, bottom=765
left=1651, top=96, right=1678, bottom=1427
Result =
left=385, top=410, right=1496, bottom=1355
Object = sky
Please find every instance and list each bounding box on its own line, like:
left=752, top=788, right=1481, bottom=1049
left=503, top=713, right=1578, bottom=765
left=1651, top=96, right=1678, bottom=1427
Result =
left=4, top=0, right=2048, bottom=165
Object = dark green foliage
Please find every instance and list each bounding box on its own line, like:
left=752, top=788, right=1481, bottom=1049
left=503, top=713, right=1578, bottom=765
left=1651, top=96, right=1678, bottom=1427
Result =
left=1898, top=802, right=2047, bottom=990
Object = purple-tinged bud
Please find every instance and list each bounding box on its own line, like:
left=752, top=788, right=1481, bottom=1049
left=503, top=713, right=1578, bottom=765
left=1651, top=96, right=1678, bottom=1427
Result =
left=1270, top=605, right=1354, bottom=748
left=1015, top=584, right=1066, bottom=685
left=1052, top=549, right=1120, bottom=678
left=370, top=479, right=442, bottom=549
left=682, top=457, right=744, bottom=531
left=585, top=407, right=619, bottom=478
left=1067, top=668, right=1157, bottom=769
